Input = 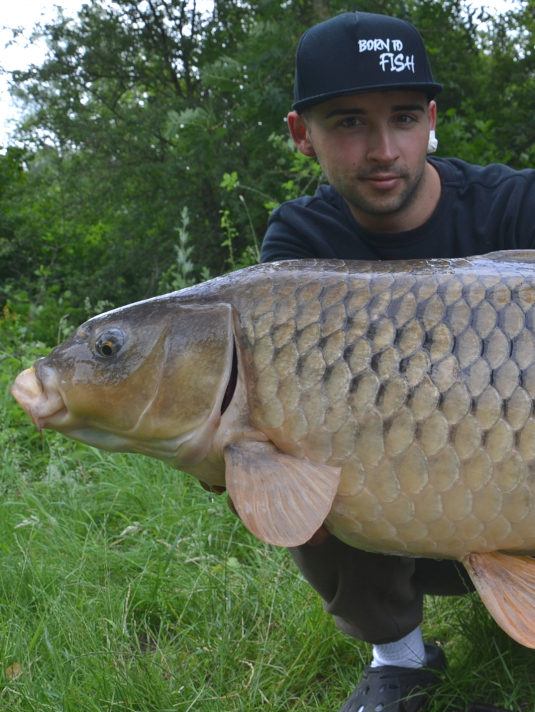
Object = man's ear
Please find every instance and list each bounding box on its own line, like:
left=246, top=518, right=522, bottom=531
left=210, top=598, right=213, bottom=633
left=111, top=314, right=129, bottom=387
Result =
left=428, top=100, right=437, bottom=131
left=287, top=111, right=316, bottom=157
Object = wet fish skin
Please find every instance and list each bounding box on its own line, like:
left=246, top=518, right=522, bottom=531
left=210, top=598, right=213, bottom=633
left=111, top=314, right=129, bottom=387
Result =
left=11, top=251, right=535, bottom=647
left=227, top=253, right=535, bottom=560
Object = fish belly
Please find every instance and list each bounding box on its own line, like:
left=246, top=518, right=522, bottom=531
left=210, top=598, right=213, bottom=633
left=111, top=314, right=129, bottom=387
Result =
left=241, top=256, right=535, bottom=559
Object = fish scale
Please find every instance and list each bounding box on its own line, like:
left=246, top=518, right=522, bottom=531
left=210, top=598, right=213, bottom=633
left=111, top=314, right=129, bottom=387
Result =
left=240, top=257, right=535, bottom=559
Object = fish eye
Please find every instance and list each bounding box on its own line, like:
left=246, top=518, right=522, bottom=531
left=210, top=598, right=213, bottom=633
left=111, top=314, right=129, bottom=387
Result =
left=95, top=329, right=125, bottom=358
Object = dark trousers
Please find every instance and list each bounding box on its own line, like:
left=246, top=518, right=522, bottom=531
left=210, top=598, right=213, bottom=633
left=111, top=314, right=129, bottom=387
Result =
left=289, top=535, right=475, bottom=645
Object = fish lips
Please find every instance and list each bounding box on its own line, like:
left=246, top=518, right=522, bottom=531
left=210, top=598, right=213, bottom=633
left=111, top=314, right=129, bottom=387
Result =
left=10, top=364, right=68, bottom=431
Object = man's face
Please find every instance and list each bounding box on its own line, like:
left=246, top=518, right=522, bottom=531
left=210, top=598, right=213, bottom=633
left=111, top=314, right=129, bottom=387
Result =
left=289, top=90, right=437, bottom=232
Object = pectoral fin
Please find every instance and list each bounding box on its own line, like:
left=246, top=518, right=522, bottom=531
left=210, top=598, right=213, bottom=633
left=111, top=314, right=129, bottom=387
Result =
left=224, top=441, right=341, bottom=547
left=463, top=551, right=535, bottom=648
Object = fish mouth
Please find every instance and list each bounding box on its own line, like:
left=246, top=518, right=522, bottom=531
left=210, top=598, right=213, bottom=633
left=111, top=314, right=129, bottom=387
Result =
left=10, top=365, right=68, bottom=431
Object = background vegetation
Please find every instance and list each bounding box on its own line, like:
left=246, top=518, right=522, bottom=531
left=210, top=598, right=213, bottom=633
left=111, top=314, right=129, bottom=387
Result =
left=2, top=0, right=535, bottom=342
left=2, top=0, right=535, bottom=709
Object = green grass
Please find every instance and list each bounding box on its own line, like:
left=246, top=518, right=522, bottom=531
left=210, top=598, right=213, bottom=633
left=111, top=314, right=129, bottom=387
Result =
left=2, top=341, right=534, bottom=711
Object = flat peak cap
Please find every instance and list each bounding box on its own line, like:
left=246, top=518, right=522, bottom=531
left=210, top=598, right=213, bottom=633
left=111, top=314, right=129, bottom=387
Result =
left=293, top=11, right=442, bottom=112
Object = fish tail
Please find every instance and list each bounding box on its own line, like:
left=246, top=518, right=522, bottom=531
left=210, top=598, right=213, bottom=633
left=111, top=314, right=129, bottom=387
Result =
left=463, top=551, right=535, bottom=648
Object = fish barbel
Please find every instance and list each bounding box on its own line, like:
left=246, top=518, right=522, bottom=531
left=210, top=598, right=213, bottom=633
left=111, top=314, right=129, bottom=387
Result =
left=11, top=250, right=535, bottom=647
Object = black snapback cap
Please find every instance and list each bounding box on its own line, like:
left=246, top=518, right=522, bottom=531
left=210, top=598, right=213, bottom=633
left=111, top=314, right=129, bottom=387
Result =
left=293, top=11, right=442, bottom=112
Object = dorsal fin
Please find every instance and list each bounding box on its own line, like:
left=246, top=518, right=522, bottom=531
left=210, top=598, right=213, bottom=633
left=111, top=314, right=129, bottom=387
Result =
left=463, top=551, right=535, bottom=648
left=478, top=249, right=535, bottom=264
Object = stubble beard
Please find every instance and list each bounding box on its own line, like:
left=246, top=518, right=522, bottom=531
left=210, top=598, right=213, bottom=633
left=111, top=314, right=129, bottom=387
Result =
left=333, top=163, right=427, bottom=227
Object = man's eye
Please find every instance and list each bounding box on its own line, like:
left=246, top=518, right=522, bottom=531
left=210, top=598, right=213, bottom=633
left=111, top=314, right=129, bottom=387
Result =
left=395, top=114, right=416, bottom=125
left=340, top=117, right=362, bottom=128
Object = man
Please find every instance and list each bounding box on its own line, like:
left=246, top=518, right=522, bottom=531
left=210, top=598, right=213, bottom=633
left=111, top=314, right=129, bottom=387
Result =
left=261, top=11, right=535, bottom=712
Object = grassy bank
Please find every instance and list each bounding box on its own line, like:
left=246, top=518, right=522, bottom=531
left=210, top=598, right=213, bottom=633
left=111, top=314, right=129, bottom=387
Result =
left=2, top=340, right=533, bottom=711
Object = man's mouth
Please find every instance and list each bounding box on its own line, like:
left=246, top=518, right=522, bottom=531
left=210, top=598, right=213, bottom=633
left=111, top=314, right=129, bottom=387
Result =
left=364, top=173, right=404, bottom=190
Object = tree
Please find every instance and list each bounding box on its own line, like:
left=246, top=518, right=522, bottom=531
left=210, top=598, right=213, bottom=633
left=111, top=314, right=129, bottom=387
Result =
left=3, top=0, right=535, bottom=343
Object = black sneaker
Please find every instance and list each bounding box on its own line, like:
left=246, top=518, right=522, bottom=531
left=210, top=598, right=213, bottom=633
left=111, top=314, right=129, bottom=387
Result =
left=338, top=643, right=446, bottom=712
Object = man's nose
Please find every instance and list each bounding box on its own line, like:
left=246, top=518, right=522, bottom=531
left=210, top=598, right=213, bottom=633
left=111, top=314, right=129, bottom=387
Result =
left=366, top=127, right=399, bottom=163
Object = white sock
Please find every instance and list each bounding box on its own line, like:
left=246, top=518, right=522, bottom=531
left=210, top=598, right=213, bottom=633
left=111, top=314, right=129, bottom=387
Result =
left=370, top=626, right=426, bottom=669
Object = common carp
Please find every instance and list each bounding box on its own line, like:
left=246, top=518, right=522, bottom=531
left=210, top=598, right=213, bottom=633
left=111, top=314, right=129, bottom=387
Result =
left=11, top=251, right=535, bottom=648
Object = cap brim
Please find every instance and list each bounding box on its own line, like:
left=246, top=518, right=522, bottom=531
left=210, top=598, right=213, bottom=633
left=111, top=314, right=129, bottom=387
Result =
left=293, top=82, right=443, bottom=112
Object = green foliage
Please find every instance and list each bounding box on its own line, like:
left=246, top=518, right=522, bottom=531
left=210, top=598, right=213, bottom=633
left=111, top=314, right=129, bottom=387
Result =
left=2, top=0, right=535, bottom=344
left=438, top=108, right=513, bottom=166
left=157, top=207, right=207, bottom=292
left=219, top=171, right=264, bottom=269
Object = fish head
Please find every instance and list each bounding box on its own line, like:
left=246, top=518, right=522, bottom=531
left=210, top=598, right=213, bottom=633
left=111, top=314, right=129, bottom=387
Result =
left=11, top=298, right=236, bottom=469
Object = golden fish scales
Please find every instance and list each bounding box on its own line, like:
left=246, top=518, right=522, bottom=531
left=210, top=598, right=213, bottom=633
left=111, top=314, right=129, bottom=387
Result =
left=239, top=255, right=535, bottom=560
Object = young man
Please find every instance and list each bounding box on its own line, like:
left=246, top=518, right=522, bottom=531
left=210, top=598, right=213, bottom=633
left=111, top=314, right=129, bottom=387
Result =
left=261, top=11, right=535, bottom=712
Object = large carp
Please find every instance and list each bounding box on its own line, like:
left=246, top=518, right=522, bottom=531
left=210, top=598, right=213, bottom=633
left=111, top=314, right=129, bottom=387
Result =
left=11, top=251, right=535, bottom=647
